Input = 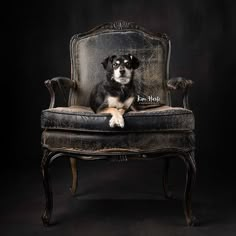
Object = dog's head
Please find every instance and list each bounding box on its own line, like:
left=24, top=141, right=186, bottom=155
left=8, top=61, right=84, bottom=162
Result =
left=102, top=54, right=140, bottom=85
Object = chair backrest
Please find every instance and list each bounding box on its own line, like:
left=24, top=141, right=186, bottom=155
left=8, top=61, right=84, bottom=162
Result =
left=69, top=20, right=171, bottom=108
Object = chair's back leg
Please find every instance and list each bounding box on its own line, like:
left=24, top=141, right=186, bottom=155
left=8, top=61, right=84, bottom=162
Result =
left=70, top=158, right=78, bottom=195
left=162, top=158, right=174, bottom=199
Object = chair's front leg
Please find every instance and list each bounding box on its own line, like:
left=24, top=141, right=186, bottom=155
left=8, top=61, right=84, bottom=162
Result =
left=70, top=158, right=78, bottom=195
left=183, top=151, right=199, bottom=226
left=41, top=149, right=53, bottom=226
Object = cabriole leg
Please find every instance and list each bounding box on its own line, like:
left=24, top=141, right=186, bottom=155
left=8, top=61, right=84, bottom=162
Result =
left=41, top=149, right=53, bottom=226
left=183, top=151, right=199, bottom=226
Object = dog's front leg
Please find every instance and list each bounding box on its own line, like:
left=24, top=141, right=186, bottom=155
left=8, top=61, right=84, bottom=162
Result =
left=118, top=108, right=126, bottom=115
left=100, top=108, right=125, bottom=128
left=109, top=108, right=125, bottom=128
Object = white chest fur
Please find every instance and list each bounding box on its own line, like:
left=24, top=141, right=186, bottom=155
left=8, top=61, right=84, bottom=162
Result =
left=107, top=96, right=134, bottom=109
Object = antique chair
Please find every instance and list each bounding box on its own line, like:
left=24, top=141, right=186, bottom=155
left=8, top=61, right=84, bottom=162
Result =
left=41, top=20, right=198, bottom=226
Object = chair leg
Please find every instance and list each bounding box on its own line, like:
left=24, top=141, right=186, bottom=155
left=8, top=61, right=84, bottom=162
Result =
left=162, top=158, right=174, bottom=199
left=183, top=151, right=199, bottom=226
left=41, top=150, right=53, bottom=226
left=69, top=158, right=78, bottom=196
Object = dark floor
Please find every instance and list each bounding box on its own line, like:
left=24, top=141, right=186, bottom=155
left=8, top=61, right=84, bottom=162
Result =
left=1, top=157, right=235, bottom=236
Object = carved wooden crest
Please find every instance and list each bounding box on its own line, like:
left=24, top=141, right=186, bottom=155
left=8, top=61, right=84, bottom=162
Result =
left=101, top=20, right=140, bottom=30
left=73, top=20, right=168, bottom=40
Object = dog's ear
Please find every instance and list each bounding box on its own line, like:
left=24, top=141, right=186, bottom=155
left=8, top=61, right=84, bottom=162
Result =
left=101, top=57, right=109, bottom=70
left=128, top=54, right=140, bottom=70
left=101, top=55, right=116, bottom=70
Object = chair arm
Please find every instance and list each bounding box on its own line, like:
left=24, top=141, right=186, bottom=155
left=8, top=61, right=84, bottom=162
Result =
left=167, top=77, right=193, bottom=109
left=44, top=77, right=76, bottom=108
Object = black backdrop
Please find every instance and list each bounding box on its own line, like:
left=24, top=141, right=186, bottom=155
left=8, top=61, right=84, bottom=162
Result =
left=9, top=0, right=235, bottom=179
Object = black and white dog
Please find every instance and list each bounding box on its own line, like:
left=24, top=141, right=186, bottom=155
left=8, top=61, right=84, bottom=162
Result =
left=89, top=54, right=140, bottom=128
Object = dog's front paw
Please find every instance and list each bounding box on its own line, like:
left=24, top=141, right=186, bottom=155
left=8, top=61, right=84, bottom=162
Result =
left=109, top=114, right=125, bottom=128
left=117, top=116, right=125, bottom=128
left=109, top=117, right=116, bottom=128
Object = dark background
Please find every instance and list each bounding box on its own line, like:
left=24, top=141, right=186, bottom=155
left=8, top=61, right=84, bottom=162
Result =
left=3, top=0, right=236, bottom=235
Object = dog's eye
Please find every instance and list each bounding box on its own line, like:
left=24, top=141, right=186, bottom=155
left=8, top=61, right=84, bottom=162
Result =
left=113, top=63, right=118, bottom=67
left=125, top=62, right=130, bottom=67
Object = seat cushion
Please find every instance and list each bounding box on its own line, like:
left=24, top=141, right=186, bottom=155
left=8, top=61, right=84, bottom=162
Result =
left=42, top=130, right=195, bottom=154
left=41, top=105, right=194, bottom=132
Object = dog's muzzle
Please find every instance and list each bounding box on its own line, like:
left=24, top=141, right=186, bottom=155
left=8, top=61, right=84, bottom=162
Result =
left=118, top=77, right=131, bottom=84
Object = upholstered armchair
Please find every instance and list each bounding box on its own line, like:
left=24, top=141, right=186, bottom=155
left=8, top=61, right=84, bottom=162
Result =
left=41, top=20, right=198, bottom=226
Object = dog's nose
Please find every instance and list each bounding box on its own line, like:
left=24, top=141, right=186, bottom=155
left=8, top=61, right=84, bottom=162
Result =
left=120, top=69, right=125, bottom=75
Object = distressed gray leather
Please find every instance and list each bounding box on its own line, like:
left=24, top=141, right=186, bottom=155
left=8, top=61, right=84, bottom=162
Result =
left=42, top=130, right=194, bottom=154
left=41, top=106, right=194, bottom=132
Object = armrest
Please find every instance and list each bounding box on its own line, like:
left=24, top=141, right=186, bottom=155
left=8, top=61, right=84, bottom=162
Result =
left=167, top=77, right=193, bottom=109
left=44, top=77, right=76, bottom=108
